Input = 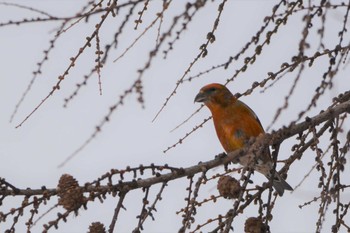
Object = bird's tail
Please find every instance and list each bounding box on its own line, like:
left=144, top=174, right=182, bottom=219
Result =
left=266, top=171, right=293, bottom=196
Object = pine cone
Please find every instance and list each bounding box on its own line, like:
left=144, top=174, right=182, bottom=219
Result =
left=217, top=175, right=241, bottom=199
left=88, top=222, right=106, bottom=233
left=244, top=217, right=268, bottom=233
left=57, top=174, right=85, bottom=212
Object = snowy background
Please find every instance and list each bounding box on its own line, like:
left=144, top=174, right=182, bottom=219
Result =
left=1, top=1, right=350, bottom=232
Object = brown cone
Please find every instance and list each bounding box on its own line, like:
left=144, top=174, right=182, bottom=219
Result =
left=57, top=174, right=85, bottom=212
left=217, top=176, right=241, bottom=199
left=88, top=222, right=106, bottom=233
left=244, top=217, right=268, bottom=233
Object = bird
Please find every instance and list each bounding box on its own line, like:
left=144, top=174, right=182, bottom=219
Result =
left=194, top=83, right=293, bottom=196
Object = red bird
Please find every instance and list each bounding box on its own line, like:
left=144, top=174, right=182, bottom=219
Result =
left=194, top=83, right=292, bottom=196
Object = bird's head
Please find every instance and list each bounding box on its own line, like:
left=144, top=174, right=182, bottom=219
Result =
left=194, top=83, right=234, bottom=108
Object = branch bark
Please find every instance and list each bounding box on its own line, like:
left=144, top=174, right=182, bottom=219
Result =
left=1, top=98, right=349, bottom=197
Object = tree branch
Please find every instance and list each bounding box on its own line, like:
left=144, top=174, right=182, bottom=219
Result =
left=1, top=98, right=349, bottom=197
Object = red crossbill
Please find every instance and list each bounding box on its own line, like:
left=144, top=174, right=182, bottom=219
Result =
left=195, top=83, right=292, bottom=195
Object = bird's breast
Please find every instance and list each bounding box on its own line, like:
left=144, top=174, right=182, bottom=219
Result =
left=214, top=120, right=246, bottom=153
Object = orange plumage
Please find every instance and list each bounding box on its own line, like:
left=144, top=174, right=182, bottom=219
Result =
left=194, top=83, right=292, bottom=196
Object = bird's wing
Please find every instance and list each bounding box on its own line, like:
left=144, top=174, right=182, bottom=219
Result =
left=236, top=100, right=265, bottom=134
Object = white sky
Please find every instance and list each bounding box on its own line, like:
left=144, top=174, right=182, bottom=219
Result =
left=1, top=1, right=350, bottom=232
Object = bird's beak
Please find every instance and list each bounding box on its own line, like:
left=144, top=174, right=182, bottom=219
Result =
left=194, top=91, right=207, bottom=103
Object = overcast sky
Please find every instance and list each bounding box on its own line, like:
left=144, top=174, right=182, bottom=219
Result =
left=1, top=1, right=350, bottom=232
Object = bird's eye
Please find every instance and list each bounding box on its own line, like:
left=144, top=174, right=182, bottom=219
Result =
left=207, top=87, right=216, bottom=92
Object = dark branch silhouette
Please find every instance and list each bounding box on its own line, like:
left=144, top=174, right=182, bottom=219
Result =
left=1, top=1, right=350, bottom=232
